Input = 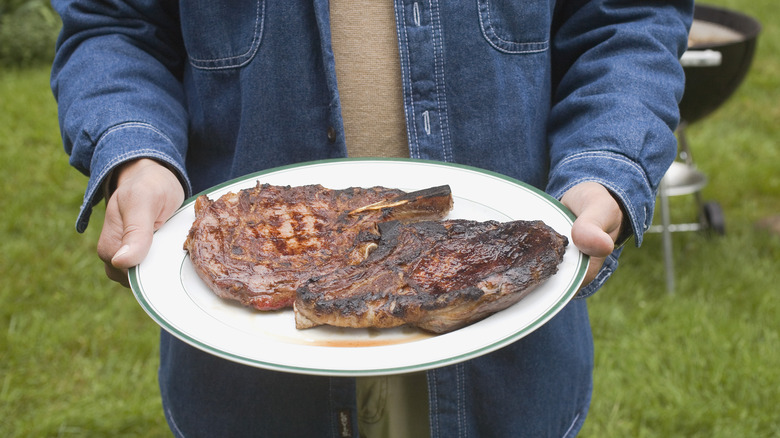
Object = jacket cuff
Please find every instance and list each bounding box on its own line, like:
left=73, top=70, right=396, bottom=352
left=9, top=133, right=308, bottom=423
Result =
left=547, top=150, right=659, bottom=295
left=575, top=247, right=624, bottom=299
left=75, top=122, right=191, bottom=233
left=547, top=150, right=655, bottom=247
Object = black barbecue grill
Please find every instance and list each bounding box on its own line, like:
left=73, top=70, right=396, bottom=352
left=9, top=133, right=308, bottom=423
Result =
left=650, top=4, right=761, bottom=293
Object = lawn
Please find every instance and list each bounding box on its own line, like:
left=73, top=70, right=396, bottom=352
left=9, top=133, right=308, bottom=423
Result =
left=1, top=0, right=778, bottom=436
left=582, top=0, right=780, bottom=436
left=0, top=68, right=168, bottom=436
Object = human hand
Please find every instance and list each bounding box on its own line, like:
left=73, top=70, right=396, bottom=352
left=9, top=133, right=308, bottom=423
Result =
left=559, top=182, right=626, bottom=287
left=97, top=158, right=185, bottom=287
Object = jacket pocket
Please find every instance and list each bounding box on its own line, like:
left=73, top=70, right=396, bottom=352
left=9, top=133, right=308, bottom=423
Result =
left=477, top=0, right=549, bottom=54
left=181, top=0, right=266, bottom=69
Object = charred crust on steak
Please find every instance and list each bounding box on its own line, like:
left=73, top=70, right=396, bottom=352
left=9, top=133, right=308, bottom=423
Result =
left=293, top=218, right=568, bottom=333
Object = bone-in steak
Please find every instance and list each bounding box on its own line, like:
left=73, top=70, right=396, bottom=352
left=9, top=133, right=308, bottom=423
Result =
left=183, top=183, right=453, bottom=310
left=294, top=219, right=568, bottom=334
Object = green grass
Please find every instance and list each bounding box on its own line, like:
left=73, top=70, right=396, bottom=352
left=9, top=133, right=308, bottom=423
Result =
left=1, top=1, right=779, bottom=436
left=0, top=69, right=168, bottom=436
left=582, top=0, right=780, bottom=436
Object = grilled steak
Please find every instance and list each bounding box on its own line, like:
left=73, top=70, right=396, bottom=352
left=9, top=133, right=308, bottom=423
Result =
left=295, top=219, right=568, bottom=334
left=183, top=183, right=453, bottom=310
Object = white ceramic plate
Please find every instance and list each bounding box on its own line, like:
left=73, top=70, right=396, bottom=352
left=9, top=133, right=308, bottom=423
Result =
left=129, top=159, right=587, bottom=376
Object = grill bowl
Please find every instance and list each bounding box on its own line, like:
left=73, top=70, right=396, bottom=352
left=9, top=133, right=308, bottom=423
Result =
left=679, top=4, right=761, bottom=124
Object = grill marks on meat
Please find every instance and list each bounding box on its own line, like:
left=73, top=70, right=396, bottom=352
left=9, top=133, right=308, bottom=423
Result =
left=183, top=183, right=453, bottom=310
left=294, top=219, right=568, bottom=334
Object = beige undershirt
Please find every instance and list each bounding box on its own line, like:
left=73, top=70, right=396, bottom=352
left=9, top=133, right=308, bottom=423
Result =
left=330, top=2, right=427, bottom=438
left=330, top=0, right=409, bottom=159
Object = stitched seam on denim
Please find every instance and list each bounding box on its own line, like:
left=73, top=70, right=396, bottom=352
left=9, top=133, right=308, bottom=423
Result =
left=575, top=254, right=615, bottom=299
left=328, top=378, right=336, bottom=437
left=188, top=0, right=265, bottom=69
left=457, top=363, right=466, bottom=438
left=430, top=0, right=453, bottom=163
left=476, top=0, right=549, bottom=54
left=96, top=121, right=176, bottom=148
left=188, top=0, right=263, bottom=63
left=163, top=406, right=186, bottom=438
left=562, top=412, right=581, bottom=438
left=478, top=1, right=549, bottom=52
left=88, top=122, right=179, bottom=200
left=551, top=150, right=649, bottom=232
left=554, top=174, right=640, bottom=244
left=76, top=143, right=186, bottom=233
left=87, top=122, right=189, bottom=208
left=397, top=1, right=421, bottom=158
left=427, top=369, right=439, bottom=437
left=552, top=151, right=649, bottom=204
left=82, top=147, right=184, bottom=207
left=554, top=151, right=647, bottom=182
left=93, top=122, right=179, bottom=188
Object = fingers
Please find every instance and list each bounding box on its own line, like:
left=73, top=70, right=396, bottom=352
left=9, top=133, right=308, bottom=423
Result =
left=96, top=158, right=185, bottom=287
left=104, top=260, right=132, bottom=287
left=97, top=193, right=132, bottom=286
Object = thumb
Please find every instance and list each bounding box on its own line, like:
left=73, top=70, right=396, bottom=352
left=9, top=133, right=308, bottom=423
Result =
left=110, top=211, right=157, bottom=270
left=99, top=189, right=158, bottom=271
left=560, top=182, right=623, bottom=257
left=570, top=208, right=619, bottom=259
left=560, top=182, right=625, bottom=286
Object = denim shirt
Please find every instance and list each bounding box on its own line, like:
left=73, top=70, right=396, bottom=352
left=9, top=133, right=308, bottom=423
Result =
left=52, top=0, right=691, bottom=297
left=51, top=1, right=691, bottom=436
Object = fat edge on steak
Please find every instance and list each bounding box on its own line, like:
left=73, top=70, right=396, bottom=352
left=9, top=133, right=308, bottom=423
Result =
left=294, top=219, right=568, bottom=334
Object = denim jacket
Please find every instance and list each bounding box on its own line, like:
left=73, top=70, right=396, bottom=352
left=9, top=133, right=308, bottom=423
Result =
left=52, top=0, right=691, bottom=295
left=51, top=1, right=692, bottom=436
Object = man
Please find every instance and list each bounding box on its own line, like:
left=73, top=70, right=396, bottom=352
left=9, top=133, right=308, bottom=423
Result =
left=51, top=1, right=692, bottom=436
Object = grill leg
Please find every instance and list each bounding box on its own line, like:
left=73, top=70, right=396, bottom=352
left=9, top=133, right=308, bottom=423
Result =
left=659, top=183, right=675, bottom=294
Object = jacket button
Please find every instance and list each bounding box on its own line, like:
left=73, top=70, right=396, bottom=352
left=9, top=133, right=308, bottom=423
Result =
left=327, top=126, right=337, bottom=143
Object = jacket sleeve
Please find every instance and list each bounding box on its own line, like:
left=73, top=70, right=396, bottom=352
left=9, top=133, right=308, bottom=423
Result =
left=50, top=0, right=192, bottom=232
left=545, top=1, right=693, bottom=296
